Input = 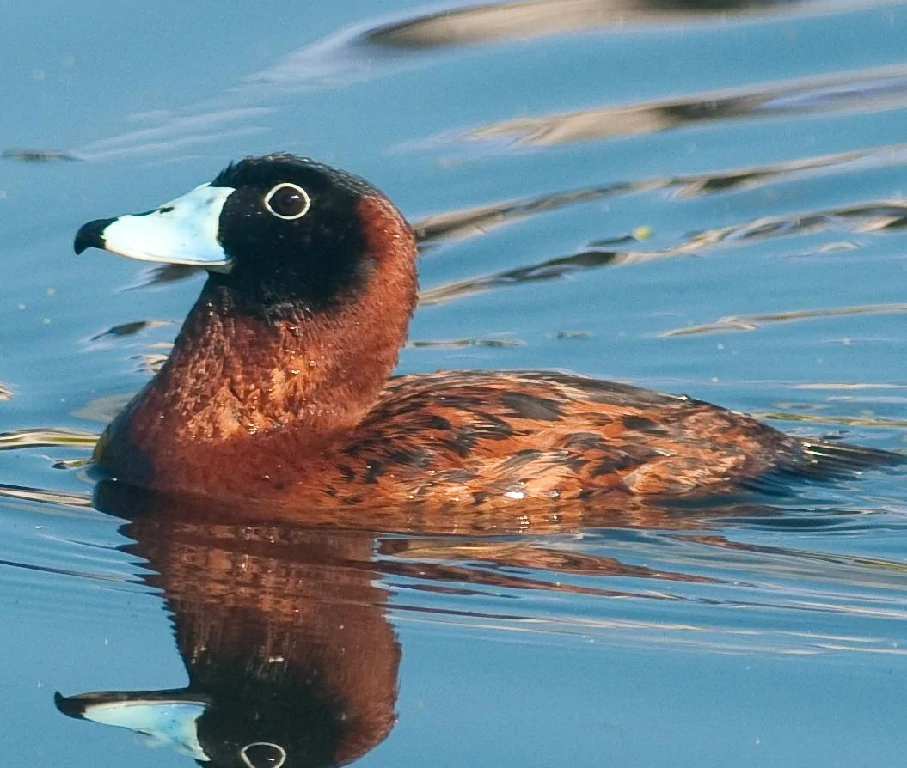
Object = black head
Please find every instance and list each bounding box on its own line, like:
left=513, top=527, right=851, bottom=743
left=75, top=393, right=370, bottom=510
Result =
left=210, top=155, right=392, bottom=310
left=75, top=154, right=414, bottom=314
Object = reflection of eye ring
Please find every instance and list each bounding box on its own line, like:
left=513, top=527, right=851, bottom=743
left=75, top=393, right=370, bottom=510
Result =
left=240, top=741, right=287, bottom=768
left=264, top=183, right=311, bottom=220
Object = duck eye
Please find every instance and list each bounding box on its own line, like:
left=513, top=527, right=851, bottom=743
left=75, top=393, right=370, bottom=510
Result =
left=264, top=183, right=311, bottom=220
left=240, top=742, right=286, bottom=768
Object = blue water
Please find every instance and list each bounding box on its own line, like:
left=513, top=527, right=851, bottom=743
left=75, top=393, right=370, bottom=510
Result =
left=3, top=1, right=907, bottom=765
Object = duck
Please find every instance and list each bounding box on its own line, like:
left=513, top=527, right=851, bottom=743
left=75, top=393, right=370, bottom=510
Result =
left=74, top=154, right=898, bottom=512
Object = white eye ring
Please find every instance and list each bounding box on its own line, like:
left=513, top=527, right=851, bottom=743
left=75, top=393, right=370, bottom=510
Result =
left=264, top=183, right=311, bottom=220
left=240, top=742, right=286, bottom=768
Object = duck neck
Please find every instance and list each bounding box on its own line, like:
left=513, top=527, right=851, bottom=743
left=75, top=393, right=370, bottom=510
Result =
left=160, top=287, right=398, bottom=437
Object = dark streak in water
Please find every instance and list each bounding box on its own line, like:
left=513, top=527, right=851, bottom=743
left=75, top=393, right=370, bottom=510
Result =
left=91, top=320, right=172, bottom=341
left=0, top=557, right=127, bottom=582
left=467, top=66, right=907, bottom=145
left=367, top=0, right=821, bottom=50
left=0, top=428, right=98, bottom=451
left=2, top=148, right=80, bottom=163
left=0, top=483, right=93, bottom=507
left=414, top=181, right=644, bottom=244
left=408, top=337, right=524, bottom=349
left=420, top=250, right=624, bottom=306
left=661, top=303, right=907, bottom=337
left=127, top=263, right=202, bottom=289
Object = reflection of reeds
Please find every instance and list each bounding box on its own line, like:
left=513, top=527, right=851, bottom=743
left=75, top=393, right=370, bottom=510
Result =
left=0, top=429, right=96, bottom=471
left=134, top=143, right=902, bottom=284
left=0, top=483, right=93, bottom=507
left=417, top=146, right=907, bottom=303
left=756, top=411, right=907, bottom=429
left=419, top=193, right=907, bottom=306
left=414, top=180, right=647, bottom=244
left=794, top=382, right=906, bottom=390
left=368, top=0, right=811, bottom=49
left=90, top=320, right=172, bottom=341
left=661, top=302, right=907, bottom=337
left=380, top=539, right=715, bottom=597
left=0, top=428, right=98, bottom=450
left=415, top=142, right=907, bottom=246
left=2, top=149, right=78, bottom=162
left=419, top=250, right=627, bottom=306
left=408, top=337, right=523, bottom=349
left=682, top=533, right=907, bottom=575
left=468, top=66, right=907, bottom=145
left=128, top=263, right=199, bottom=289
left=421, top=171, right=907, bottom=302
left=136, top=351, right=170, bottom=374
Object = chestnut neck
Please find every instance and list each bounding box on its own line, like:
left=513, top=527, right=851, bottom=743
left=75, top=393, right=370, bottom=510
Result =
left=101, top=196, right=417, bottom=476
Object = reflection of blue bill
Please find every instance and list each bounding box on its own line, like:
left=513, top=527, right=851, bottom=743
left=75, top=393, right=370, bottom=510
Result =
left=57, top=693, right=209, bottom=761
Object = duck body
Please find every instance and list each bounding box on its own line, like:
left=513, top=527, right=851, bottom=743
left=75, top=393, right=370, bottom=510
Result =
left=99, top=363, right=804, bottom=508
left=77, top=155, right=894, bottom=512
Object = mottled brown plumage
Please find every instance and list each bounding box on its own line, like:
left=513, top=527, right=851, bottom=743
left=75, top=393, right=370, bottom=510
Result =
left=333, top=370, right=805, bottom=501
left=75, top=154, right=898, bottom=517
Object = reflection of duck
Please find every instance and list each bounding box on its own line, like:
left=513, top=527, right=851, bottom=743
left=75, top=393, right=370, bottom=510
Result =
left=52, top=475, right=725, bottom=765
left=57, top=484, right=400, bottom=767
left=74, top=154, right=897, bottom=510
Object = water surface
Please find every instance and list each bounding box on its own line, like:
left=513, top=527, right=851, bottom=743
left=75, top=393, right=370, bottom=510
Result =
left=2, top=1, right=907, bottom=765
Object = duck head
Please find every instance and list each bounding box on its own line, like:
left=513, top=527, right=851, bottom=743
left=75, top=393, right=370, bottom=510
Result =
left=75, top=154, right=417, bottom=314
left=75, top=155, right=419, bottom=493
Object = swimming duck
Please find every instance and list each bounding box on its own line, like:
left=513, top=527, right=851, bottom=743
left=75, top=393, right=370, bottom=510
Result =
left=74, top=154, right=895, bottom=510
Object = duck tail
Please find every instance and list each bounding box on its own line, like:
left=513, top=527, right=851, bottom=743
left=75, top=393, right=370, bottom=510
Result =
left=797, top=438, right=905, bottom=475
